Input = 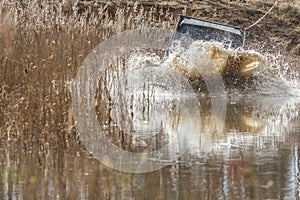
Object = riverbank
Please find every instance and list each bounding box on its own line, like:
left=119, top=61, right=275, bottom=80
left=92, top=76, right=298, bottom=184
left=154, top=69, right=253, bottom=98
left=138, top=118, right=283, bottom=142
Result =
left=75, top=0, right=300, bottom=57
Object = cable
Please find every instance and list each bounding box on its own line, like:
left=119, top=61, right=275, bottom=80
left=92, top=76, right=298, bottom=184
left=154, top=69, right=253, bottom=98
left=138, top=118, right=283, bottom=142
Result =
left=243, top=0, right=282, bottom=46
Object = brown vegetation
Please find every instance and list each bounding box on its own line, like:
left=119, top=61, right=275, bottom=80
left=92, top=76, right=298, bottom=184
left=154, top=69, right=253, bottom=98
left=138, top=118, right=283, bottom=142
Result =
left=0, top=0, right=299, bottom=146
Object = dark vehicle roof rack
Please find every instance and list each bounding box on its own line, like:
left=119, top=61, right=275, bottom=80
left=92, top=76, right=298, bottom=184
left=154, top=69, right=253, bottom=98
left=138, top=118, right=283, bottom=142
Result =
left=171, top=15, right=244, bottom=48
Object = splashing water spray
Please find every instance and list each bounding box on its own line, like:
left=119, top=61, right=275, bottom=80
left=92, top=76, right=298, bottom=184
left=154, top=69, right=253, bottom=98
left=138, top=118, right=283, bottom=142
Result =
left=71, top=0, right=299, bottom=173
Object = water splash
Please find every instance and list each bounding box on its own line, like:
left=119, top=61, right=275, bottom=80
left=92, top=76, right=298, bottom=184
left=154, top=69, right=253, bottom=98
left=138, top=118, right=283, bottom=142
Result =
left=117, top=41, right=300, bottom=158
left=165, top=40, right=299, bottom=96
left=253, top=52, right=300, bottom=96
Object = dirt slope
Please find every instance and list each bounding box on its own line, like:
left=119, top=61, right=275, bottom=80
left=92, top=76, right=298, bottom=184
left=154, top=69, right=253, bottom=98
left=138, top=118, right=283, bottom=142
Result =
left=107, top=0, right=300, bottom=59
left=189, top=0, right=300, bottom=57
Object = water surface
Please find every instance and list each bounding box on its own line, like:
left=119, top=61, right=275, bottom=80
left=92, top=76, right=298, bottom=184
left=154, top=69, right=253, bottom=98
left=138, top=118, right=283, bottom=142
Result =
left=1, top=95, right=300, bottom=199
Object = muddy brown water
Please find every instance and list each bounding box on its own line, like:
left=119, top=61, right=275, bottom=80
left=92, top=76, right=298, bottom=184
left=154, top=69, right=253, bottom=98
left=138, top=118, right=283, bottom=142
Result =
left=1, top=0, right=300, bottom=199
left=1, top=96, right=300, bottom=199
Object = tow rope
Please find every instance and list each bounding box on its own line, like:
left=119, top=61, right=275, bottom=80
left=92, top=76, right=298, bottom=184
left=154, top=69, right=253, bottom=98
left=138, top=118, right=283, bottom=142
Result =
left=243, top=0, right=282, bottom=46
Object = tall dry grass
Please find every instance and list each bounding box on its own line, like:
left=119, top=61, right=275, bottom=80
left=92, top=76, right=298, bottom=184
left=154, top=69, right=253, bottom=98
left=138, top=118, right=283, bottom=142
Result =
left=0, top=0, right=180, bottom=149
left=0, top=1, right=299, bottom=199
left=0, top=0, right=299, bottom=146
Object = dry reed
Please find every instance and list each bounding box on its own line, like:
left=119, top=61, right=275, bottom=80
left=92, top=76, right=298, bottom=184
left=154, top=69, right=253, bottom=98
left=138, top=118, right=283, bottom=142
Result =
left=0, top=0, right=299, bottom=147
left=0, top=0, right=179, bottom=148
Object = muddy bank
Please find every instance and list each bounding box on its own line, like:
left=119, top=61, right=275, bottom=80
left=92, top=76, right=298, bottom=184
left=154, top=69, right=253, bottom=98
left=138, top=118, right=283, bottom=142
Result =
left=78, top=0, right=300, bottom=58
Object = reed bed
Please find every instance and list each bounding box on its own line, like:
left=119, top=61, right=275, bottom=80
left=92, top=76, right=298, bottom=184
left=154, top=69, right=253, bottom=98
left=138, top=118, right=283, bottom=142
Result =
left=0, top=0, right=181, bottom=150
left=0, top=0, right=299, bottom=148
left=0, top=2, right=299, bottom=199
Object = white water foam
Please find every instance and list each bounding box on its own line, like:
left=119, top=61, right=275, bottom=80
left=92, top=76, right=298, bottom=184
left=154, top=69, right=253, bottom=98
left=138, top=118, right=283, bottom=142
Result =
left=253, top=53, right=300, bottom=96
left=170, top=41, right=300, bottom=97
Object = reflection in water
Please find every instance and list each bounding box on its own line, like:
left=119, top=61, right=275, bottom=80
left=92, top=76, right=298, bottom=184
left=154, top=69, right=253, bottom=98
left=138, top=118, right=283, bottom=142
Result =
left=1, top=0, right=299, bottom=198
left=1, top=96, right=300, bottom=199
